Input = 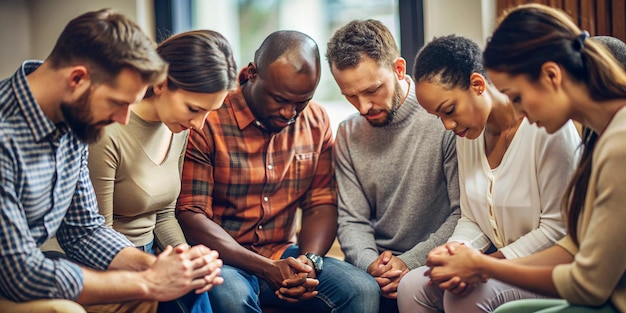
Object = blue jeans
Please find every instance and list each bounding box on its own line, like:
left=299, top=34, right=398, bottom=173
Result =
left=208, top=245, right=380, bottom=313
left=138, top=241, right=213, bottom=313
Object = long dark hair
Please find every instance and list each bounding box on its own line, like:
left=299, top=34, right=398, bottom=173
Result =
left=484, top=4, right=626, bottom=244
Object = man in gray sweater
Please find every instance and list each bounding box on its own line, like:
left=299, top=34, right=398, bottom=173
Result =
left=326, top=19, right=461, bottom=313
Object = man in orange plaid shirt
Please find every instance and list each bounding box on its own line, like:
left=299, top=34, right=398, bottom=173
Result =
left=176, top=30, right=380, bottom=313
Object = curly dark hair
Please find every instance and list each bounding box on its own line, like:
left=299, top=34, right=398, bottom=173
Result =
left=412, top=34, right=486, bottom=90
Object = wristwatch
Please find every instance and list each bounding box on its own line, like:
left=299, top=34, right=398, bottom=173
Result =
left=304, top=252, right=324, bottom=275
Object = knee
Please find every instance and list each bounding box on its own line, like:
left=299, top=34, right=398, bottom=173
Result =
left=397, top=266, right=440, bottom=313
left=350, top=273, right=380, bottom=299
left=45, top=300, right=87, bottom=313
left=208, top=267, right=259, bottom=312
left=321, top=262, right=380, bottom=313
left=398, top=266, right=429, bottom=301
left=0, top=298, right=87, bottom=313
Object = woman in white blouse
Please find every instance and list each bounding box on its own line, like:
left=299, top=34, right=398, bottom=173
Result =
left=396, top=34, right=581, bottom=313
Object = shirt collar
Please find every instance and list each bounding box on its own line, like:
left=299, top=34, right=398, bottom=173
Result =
left=229, top=86, right=268, bottom=131
left=12, top=61, right=63, bottom=142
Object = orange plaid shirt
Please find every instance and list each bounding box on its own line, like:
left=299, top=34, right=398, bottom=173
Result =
left=176, top=87, right=336, bottom=259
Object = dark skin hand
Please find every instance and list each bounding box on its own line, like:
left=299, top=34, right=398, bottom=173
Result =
left=178, top=204, right=336, bottom=303
left=422, top=243, right=509, bottom=297
left=276, top=204, right=337, bottom=302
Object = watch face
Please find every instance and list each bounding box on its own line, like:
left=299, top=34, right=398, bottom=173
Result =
left=305, top=253, right=323, bottom=273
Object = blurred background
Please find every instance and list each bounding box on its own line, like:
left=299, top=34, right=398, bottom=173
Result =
left=1, top=0, right=623, bottom=133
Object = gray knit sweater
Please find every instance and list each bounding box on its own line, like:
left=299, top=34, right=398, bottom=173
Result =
left=335, top=82, right=461, bottom=271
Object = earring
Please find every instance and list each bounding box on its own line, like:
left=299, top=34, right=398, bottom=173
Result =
left=478, top=89, right=483, bottom=95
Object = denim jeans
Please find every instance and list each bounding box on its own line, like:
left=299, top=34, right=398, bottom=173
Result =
left=208, top=245, right=380, bottom=313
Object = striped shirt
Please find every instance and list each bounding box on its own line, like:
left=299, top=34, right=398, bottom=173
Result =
left=0, top=61, right=133, bottom=302
left=176, top=87, right=336, bottom=259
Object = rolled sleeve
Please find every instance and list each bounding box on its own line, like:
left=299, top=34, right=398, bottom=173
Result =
left=57, top=149, right=133, bottom=270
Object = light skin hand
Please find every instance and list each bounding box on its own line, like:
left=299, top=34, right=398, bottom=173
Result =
left=142, top=244, right=221, bottom=301
left=437, top=276, right=476, bottom=297
left=173, top=244, right=224, bottom=293
left=428, top=244, right=451, bottom=257
left=367, top=251, right=409, bottom=299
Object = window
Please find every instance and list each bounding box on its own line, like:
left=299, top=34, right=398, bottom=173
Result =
left=158, top=0, right=400, bottom=133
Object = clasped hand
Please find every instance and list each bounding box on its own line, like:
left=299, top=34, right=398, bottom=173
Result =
left=267, top=256, right=319, bottom=303
left=144, top=244, right=223, bottom=301
left=367, top=251, right=409, bottom=299
left=424, top=242, right=487, bottom=297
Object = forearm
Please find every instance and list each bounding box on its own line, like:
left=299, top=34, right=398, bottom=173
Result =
left=479, top=256, right=559, bottom=297
left=337, top=222, right=380, bottom=271
left=107, top=247, right=156, bottom=271
left=479, top=245, right=573, bottom=296
left=76, top=267, right=149, bottom=305
left=509, top=244, right=573, bottom=266
left=298, top=205, right=337, bottom=255
left=155, top=206, right=187, bottom=248
left=398, top=208, right=461, bottom=269
left=177, top=210, right=272, bottom=276
left=447, top=216, right=492, bottom=251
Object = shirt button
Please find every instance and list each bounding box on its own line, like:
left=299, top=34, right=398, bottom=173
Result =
left=263, top=196, right=269, bottom=202
left=258, top=224, right=263, bottom=230
left=267, top=164, right=273, bottom=170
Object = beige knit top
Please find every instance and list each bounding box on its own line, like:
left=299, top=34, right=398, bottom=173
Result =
left=554, top=107, right=626, bottom=311
left=88, top=111, right=188, bottom=248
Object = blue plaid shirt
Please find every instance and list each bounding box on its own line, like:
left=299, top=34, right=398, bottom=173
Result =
left=0, top=61, right=133, bottom=302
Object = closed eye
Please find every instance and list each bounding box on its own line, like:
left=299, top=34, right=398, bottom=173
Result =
left=365, top=87, right=380, bottom=95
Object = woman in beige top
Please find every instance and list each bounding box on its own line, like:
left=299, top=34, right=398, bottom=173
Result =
left=88, top=30, right=237, bottom=313
left=422, top=4, right=626, bottom=313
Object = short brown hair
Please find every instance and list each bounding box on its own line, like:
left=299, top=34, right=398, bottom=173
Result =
left=47, top=8, right=167, bottom=85
left=326, top=19, right=399, bottom=70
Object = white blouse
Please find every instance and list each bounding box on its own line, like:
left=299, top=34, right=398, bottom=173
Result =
left=448, top=119, right=581, bottom=259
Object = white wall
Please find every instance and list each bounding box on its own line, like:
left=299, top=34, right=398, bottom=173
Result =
left=0, top=0, right=32, bottom=77
left=423, top=0, right=496, bottom=48
left=0, top=0, right=153, bottom=77
left=0, top=0, right=497, bottom=78
left=192, top=0, right=241, bottom=64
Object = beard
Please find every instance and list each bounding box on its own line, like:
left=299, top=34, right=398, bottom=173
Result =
left=364, top=79, right=402, bottom=127
left=60, top=88, right=111, bottom=144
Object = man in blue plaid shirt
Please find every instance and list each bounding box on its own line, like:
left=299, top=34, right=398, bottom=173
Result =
left=0, top=9, right=222, bottom=312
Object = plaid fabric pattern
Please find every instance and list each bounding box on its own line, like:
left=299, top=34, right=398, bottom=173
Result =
left=177, top=88, right=336, bottom=259
left=0, top=61, right=133, bottom=301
